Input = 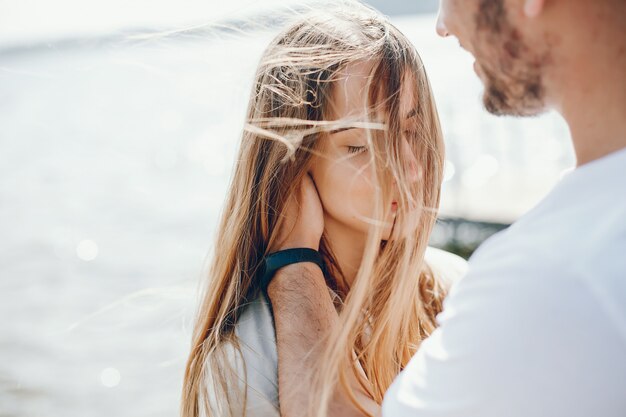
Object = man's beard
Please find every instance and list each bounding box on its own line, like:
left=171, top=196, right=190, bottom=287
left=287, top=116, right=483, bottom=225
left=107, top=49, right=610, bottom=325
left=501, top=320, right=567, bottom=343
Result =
left=474, top=0, right=551, bottom=117
left=480, top=62, right=546, bottom=117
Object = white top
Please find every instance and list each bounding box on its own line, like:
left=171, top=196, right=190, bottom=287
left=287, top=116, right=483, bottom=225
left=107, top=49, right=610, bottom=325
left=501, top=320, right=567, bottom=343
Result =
left=382, top=147, right=626, bottom=417
left=215, top=247, right=468, bottom=417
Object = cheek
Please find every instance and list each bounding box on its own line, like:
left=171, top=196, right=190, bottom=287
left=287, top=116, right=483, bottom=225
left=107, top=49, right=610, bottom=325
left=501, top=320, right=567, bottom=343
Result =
left=314, top=158, right=377, bottom=228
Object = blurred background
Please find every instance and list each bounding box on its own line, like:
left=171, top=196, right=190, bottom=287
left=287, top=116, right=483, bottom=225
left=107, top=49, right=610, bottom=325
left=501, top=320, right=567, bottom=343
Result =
left=0, top=0, right=573, bottom=416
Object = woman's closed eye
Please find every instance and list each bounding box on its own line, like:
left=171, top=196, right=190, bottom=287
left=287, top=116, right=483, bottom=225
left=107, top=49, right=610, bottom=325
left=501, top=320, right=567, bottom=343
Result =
left=347, top=145, right=368, bottom=155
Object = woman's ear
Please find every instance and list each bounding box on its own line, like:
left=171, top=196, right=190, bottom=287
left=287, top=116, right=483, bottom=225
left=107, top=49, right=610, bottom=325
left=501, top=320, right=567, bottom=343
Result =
left=524, top=0, right=546, bottom=18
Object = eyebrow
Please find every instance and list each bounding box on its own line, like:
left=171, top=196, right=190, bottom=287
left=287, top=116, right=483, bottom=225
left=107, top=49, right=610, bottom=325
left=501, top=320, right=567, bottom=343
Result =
left=329, top=109, right=419, bottom=135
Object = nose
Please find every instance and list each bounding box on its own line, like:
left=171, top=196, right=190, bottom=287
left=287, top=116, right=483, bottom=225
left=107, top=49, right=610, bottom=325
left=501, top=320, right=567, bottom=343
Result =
left=390, top=138, right=421, bottom=195
left=400, top=138, right=420, bottom=184
left=436, top=12, right=449, bottom=37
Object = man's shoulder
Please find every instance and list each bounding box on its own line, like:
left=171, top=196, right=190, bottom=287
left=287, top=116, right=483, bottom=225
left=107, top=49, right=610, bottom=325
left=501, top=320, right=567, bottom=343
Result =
left=468, top=181, right=626, bottom=284
left=446, top=201, right=626, bottom=346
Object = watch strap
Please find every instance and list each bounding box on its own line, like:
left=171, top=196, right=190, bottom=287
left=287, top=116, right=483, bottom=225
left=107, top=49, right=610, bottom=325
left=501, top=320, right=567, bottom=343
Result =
left=259, top=248, right=325, bottom=297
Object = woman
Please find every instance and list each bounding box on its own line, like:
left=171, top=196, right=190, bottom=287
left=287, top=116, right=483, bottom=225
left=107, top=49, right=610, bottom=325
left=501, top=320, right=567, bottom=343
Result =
left=181, top=2, right=467, bottom=417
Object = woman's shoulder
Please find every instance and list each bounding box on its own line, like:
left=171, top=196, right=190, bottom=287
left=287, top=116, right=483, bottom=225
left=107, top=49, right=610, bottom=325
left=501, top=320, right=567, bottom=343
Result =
left=236, top=293, right=280, bottom=410
left=206, top=293, right=280, bottom=417
left=234, top=293, right=279, bottom=370
left=424, top=246, right=468, bottom=288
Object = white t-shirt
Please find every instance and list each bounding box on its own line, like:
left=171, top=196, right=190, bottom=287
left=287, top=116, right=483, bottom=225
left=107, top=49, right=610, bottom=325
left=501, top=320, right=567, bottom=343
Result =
left=382, top=147, right=626, bottom=417
left=211, top=247, right=468, bottom=417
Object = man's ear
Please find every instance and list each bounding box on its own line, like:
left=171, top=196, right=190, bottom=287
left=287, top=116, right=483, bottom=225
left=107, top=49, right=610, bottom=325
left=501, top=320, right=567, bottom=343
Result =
left=524, top=0, right=546, bottom=18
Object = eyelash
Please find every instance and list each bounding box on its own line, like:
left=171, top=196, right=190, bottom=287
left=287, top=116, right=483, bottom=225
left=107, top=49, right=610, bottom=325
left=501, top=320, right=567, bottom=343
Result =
left=347, top=146, right=368, bottom=154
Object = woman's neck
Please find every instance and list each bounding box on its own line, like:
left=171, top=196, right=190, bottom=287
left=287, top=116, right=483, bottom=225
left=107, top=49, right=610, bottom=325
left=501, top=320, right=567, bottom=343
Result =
left=323, top=217, right=366, bottom=291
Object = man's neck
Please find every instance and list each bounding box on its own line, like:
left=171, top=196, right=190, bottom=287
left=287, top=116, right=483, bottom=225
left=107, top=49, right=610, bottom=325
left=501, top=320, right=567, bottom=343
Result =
left=555, top=26, right=626, bottom=166
left=561, top=80, right=626, bottom=167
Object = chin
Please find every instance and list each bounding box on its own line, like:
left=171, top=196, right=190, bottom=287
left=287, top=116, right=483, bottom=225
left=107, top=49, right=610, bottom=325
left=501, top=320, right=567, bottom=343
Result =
left=482, top=85, right=547, bottom=117
left=381, top=218, right=395, bottom=241
left=480, top=65, right=548, bottom=117
left=484, top=97, right=547, bottom=117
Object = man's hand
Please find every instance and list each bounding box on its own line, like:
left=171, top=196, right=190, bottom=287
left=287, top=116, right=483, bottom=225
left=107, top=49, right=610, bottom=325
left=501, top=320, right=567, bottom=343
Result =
left=268, top=262, right=380, bottom=417
left=266, top=174, right=380, bottom=417
left=270, top=172, right=324, bottom=252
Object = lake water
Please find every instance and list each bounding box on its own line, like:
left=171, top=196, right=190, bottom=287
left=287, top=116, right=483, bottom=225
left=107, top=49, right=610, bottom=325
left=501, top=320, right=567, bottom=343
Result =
left=0, top=12, right=573, bottom=417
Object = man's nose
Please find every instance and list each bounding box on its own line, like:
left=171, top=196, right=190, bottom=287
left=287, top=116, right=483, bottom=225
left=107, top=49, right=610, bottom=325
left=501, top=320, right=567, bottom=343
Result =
left=436, top=13, right=449, bottom=37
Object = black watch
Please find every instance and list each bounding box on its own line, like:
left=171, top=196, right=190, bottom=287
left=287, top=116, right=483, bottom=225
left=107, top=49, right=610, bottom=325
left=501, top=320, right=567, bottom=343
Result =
left=259, top=248, right=325, bottom=296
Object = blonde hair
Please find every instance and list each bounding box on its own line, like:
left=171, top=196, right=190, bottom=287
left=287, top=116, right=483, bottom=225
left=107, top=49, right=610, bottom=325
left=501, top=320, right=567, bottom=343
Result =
left=181, top=2, right=447, bottom=416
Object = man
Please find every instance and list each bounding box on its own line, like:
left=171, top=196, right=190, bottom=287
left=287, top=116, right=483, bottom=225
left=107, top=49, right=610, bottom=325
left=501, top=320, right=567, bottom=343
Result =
left=268, top=0, right=626, bottom=416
